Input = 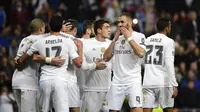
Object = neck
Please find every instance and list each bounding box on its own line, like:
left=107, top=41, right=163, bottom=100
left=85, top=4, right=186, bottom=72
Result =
left=82, top=34, right=90, bottom=39
left=96, top=34, right=106, bottom=42
left=64, top=31, right=74, bottom=36
left=159, top=31, right=167, bottom=36
left=31, top=32, right=41, bottom=35
left=129, top=27, right=133, bottom=32
left=51, top=32, right=60, bottom=36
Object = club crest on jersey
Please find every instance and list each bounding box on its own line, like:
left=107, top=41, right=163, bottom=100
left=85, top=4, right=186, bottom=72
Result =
left=121, top=39, right=126, bottom=45
left=101, top=47, right=105, bottom=53
left=28, top=40, right=33, bottom=44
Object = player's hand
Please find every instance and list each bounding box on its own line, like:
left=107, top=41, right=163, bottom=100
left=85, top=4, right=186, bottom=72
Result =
left=75, top=39, right=83, bottom=49
left=14, top=56, right=20, bottom=64
left=120, top=27, right=132, bottom=39
left=172, top=87, right=178, bottom=98
left=113, top=28, right=121, bottom=42
left=51, top=56, right=65, bottom=66
left=62, top=21, right=72, bottom=32
left=95, top=61, right=107, bottom=70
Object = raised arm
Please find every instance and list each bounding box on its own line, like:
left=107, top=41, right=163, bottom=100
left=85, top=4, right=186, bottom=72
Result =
left=120, top=27, right=145, bottom=58
left=104, top=28, right=120, bottom=62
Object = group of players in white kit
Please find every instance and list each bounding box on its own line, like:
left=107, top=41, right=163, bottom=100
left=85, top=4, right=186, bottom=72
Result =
left=12, top=12, right=178, bottom=112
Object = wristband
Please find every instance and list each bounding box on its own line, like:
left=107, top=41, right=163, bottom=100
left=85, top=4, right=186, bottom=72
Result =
left=45, top=57, right=52, bottom=64
left=127, top=36, right=133, bottom=42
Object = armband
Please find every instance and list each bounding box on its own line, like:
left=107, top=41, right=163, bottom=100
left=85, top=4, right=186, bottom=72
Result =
left=45, top=57, right=52, bottom=64
left=127, top=36, right=133, bottom=42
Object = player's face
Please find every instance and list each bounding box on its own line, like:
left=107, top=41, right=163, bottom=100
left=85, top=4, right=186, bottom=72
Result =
left=100, top=23, right=111, bottom=38
left=117, top=16, right=129, bottom=30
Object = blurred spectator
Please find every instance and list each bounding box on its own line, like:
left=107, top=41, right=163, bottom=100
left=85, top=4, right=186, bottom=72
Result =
left=175, top=66, right=183, bottom=84
left=179, top=62, right=187, bottom=77
left=37, top=2, right=53, bottom=24
left=182, top=10, right=200, bottom=44
left=23, top=0, right=35, bottom=21
left=0, top=56, right=13, bottom=79
left=181, top=70, right=200, bottom=95
left=175, top=45, right=186, bottom=66
left=10, top=0, right=29, bottom=29
left=0, top=71, right=9, bottom=84
left=184, top=40, right=197, bottom=69
left=0, top=84, right=15, bottom=112
left=0, top=46, right=8, bottom=57
left=144, top=0, right=156, bottom=36
left=179, top=80, right=198, bottom=108
left=0, top=6, right=6, bottom=32
left=32, top=0, right=46, bottom=16
left=0, top=26, right=11, bottom=48
left=9, top=39, right=17, bottom=57
left=104, top=0, right=121, bottom=23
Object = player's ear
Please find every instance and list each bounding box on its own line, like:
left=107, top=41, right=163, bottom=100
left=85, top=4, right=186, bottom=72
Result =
left=97, top=28, right=101, bottom=34
left=86, top=29, right=91, bottom=34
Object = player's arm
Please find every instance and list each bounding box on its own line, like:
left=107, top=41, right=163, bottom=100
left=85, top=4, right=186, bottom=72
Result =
left=164, top=40, right=178, bottom=97
left=104, top=28, right=120, bottom=62
left=70, top=39, right=83, bottom=68
left=32, top=54, right=65, bottom=66
left=121, top=27, right=146, bottom=58
left=81, top=55, right=107, bottom=70
left=16, top=40, right=40, bottom=65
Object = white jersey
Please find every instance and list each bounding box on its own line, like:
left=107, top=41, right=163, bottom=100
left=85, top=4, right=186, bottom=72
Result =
left=12, top=34, right=46, bottom=90
left=83, top=38, right=112, bottom=92
left=27, top=35, right=79, bottom=82
left=112, top=31, right=146, bottom=85
left=143, top=33, right=178, bottom=88
left=60, top=32, right=77, bottom=83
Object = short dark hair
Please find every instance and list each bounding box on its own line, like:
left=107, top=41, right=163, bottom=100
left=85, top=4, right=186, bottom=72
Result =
left=82, top=20, right=94, bottom=34
left=156, top=17, right=170, bottom=32
left=49, top=15, right=63, bottom=32
left=64, top=19, right=78, bottom=31
left=93, top=18, right=110, bottom=35
left=28, top=18, right=44, bottom=33
left=120, top=12, right=133, bottom=21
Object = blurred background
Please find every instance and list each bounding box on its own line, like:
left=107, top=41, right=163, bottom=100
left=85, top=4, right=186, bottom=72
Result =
left=0, top=0, right=200, bottom=112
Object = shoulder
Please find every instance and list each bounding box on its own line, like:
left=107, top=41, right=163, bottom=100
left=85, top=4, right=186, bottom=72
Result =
left=106, top=38, right=112, bottom=44
left=133, top=31, right=146, bottom=39
left=165, top=36, right=174, bottom=45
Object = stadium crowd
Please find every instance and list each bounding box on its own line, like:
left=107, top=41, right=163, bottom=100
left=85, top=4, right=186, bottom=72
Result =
left=0, top=0, right=200, bottom=111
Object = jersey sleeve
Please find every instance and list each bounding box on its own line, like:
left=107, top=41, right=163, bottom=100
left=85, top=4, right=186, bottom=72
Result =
left=26, top=39, right=40, bottom=56
left=164, top=40, right=178, bottom=87
left=135, top=34, right=146, bottom=51
left=81, top=55, right=96, bottom=70
left=67, top=39, right=79, bottom=59
left=16, top=38, right=28, bottom=57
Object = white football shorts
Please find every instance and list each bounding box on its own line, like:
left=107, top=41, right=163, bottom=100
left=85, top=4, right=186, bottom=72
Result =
left=107, top=83, right=143, bottom=111
left=143, top=87, right=174, bottom=108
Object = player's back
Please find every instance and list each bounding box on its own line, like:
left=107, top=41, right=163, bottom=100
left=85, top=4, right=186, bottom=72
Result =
left=33, top=35, right=75, bottom=82
left=60, top=32, right=78, bottom=82
left=143, top=33, right=175, bottom=88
